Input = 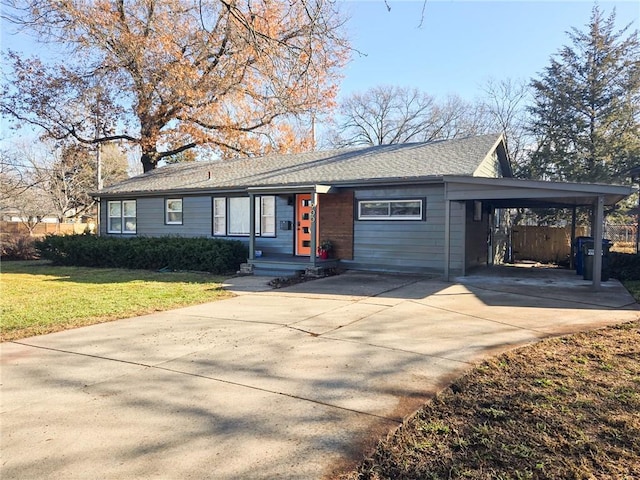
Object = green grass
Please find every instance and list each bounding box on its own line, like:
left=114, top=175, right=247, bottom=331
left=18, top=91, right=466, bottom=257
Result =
left=0, top=261, right=231, bottom=341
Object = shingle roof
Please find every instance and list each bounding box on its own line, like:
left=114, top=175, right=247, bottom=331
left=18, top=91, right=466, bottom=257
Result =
left=99, top=133, right=506, bottom=195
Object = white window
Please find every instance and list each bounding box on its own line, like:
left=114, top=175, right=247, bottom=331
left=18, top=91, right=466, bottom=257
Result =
left=213, top=197, right=226, bottom=236
left=108, top=200, right=136, bottom=233
left=228, top=197, right=250, bottom=235
left=212, top=195, right=276, bottom=236
left=165, top=198, right=183, bottom=225
left=260, top=196, right=276, bottom=236
left=358, top=199, right=423, bottom=220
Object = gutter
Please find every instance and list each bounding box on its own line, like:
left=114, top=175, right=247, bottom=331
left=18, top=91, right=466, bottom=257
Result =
left=92, top=176, right=448, bottom=199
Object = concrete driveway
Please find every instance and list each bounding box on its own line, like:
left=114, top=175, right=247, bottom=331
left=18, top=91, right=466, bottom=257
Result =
left=1, top=268, right=638, bottom=479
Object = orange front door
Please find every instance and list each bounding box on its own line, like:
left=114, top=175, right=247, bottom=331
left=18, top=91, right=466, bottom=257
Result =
left=296, top=193, right=316, bottom=256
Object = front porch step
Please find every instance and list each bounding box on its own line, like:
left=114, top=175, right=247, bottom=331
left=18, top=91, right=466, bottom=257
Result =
left=254, top=267, right=305, bottom=277
left=241, top=257, right=340, bottom=277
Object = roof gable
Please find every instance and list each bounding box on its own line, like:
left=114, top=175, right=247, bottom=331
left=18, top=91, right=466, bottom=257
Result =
left=100, top=134, right=509, bottom=196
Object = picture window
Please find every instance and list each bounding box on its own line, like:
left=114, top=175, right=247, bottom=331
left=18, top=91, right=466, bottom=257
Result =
left=357, top=199, right=424, bottom=220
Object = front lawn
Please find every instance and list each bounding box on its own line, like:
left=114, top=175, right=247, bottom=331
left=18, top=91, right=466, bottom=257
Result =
left=0, top=261, right=230, bottom=341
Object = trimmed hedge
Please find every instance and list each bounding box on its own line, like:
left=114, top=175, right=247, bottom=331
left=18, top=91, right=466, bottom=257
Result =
left=608, top=252, right=640, bottom=281
left=35, top=234, right=248, bottom=274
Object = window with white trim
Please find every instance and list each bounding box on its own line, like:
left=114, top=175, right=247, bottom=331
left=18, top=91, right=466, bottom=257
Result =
left=212, top=196, right=276, bottom=236
left=260, top=196, right=276, bottom=236
left=357, top=199, right=424, bottom=220
left=108, top=200, right=137, bottom=233
left=165, top=198, right=183, bottom=225
left=213, top=197, right=226, bottom=235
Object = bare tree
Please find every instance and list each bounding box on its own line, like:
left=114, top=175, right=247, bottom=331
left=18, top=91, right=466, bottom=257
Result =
left=0, top=147, right=28, bottom=200
left=8, top=183, right=55, bottom=235
left=0, top=146, right=55, bottom=234
left=325, top=85, right=492, bottom=148
left=1, top=0, right=350, bottom=171
left=482, top=77, right=531, bottom=174
left=2, top=140, right=128, bottom=225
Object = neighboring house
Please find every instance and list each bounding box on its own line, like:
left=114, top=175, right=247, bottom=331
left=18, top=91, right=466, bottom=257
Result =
left=1, top=209, right=60, bottom=224
left=97, top=134, right=632, bottom=288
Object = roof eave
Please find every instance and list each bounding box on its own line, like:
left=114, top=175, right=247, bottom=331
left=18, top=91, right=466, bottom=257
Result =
left=93, top=176, right=449, bottom=198
left=443, top=175, right=633, bottom=207
left=93, top=186, right=248, bottom=199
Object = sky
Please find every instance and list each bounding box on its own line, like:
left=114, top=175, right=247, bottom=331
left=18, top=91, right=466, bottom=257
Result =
left=1, top=0, right=639, bottom=147
left=338, top=0, right=640, bottom=101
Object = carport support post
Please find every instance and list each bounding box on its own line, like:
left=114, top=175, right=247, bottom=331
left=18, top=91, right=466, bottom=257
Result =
left=592, top=195, right=604, bottom=291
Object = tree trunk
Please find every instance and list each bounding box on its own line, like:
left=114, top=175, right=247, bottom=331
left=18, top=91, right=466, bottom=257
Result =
left=141, top=152, right=156, bottom=173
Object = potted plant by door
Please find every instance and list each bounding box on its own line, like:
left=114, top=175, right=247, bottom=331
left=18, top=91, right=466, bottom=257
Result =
left=317, top=239, right=333, bottom=259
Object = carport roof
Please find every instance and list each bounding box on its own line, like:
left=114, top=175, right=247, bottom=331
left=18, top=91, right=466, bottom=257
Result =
left=444, top=176, right=633, bottom=208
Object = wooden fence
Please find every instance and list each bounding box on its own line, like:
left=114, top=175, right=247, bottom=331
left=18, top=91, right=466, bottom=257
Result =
left=0, top=221, right=94, bottom=236
left=511, top=225, right=588, bottom=264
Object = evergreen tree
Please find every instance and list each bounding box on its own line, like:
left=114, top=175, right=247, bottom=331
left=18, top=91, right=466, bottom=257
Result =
left=526, top=6, right=640, bottom=183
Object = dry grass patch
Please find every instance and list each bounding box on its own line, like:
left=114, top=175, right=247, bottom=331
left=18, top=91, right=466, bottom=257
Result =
left=1, top=261, right=230, bottom=341
left=345, top=320, right=640, bottom=480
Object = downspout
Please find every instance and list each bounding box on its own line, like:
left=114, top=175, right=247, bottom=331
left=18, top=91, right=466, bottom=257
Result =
left=95, top=200, right=100, bottom=235
left=249, top=192, right=256, bottom=261
left=460, top=201, right=466, bottom=277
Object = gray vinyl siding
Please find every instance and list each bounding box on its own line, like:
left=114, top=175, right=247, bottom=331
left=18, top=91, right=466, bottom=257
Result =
left=465, top=201, right=488, bottom=269
left=101, top=186, right=468, bottom=273
left=256, top=195, right=294, bottom=255
left=449, top=202, right=465, bottom=273
left=342, top=185, right=465, bottom=274
left=137, top=196, right=212, bottom=236
left=99, top=196, right=213, bottom=237
left=101, top=195, right=295, bottom=255
left=474, top=151, right=502, bottom=178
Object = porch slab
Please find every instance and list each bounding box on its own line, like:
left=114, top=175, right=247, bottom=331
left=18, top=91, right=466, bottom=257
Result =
left=456, top=265, right=638, bottom=309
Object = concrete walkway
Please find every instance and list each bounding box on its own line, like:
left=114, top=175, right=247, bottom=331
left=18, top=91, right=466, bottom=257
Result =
left=1, top=269, right=638, bottom=479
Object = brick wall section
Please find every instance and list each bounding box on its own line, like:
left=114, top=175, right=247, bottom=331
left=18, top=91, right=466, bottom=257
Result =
left=319, top=191, right=354, bottom=260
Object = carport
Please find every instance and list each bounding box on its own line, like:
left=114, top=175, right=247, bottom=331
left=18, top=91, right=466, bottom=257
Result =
left=443, top=176, right=634, bottom=289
